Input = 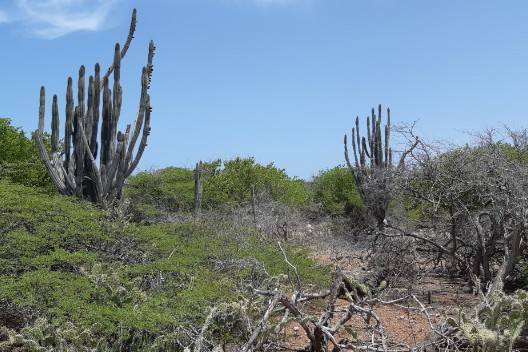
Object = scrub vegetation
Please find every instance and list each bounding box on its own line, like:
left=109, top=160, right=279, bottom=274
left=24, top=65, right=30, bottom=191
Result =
left=2, top=8, right=528, bottom=352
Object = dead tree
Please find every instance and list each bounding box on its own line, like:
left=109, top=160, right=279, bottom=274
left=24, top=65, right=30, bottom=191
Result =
left=35, top=9, right=155, bottom=205
left=248, top=263, right=436, bottom=352
left=399, top=133, right=528, bottom=291
left=378, top=129, right=528, bottom=351
left=344, top=105, right=419, bottom=227
left=243, top=242, right=436, bottom=352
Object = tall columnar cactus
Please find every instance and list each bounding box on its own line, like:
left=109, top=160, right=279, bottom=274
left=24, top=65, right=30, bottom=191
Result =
left=35, top=9, right=155, bottom=205
left=344, top=105, right=417, bottom=227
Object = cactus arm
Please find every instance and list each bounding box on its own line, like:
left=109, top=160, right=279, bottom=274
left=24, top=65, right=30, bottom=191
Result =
left=384, top=125, right=390, bottom=168
left=125, top=42, right=155, bottom=171
left=100, top=8, right=137, bottom=88
left=72, top=107, right=84, bottom=196
left=64, top=77, right=74, bottom=171
left=38, top=87, right=45, bottom=133
left=104, top=132, right=125, bottom=195
left=77, top=66, right=85, bottom=129
left=384, top=107, right=391, bottom=168
left=376, top=105, right=382, bottom=165
left=85, top=76, right=94, bottom=147
left=369, top=108, right=375, bottom=167
left=112, top=44, right=122, bottom=128
left=36, top=87, right=68, bottom=194
left=376, top=121, right=382, bottom=166
left=90, top=64, right=101, bottom=157
left=377, top=105, right=383, bottom=165
left=344, top=134, right=353, bottom=172
left=77, top=117, right=103, bottom=204
left=125, top=105, right=145, bottom=171
left=354, top=117, right=361, bottom=164
left=366, top=115, right=372, bottom=159
left=124, top=65, right=147, bottom=163
left=112, top=129, right=129, bottom=200
left=100, top=78, right=111, bottom=166
left=351, top=127, right=359, bottom=168
left=125, top=94, right=151, bottom=178
left=73, top=67, right=86, bottom=194
left=361, top=137, right=369, bottom=167
left=51, top=95, right=59, bottom=152
left=107, top=53, right=119, bottom=166
left=35, top=133, right=69, bottom=194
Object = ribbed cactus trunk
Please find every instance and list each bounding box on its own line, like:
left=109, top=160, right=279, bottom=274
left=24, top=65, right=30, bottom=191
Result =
left=35, top=9, right=155, bottom=205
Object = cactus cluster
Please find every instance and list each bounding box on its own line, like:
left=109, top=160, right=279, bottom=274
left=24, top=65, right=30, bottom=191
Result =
left=35, top=9, right=155, bottom=204
left=344, top=105, right=419, bottom=227
left=344, top=105, right=393, bottom=226
left=344, top=104, right=392, bottom=182
left=345, top=104, right=392, bottom=172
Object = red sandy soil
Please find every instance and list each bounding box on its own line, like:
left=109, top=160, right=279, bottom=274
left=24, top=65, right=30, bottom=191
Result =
left=278, top=248, right=479, bottom=351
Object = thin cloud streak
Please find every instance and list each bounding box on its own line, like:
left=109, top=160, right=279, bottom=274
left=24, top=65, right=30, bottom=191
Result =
left=229, top=0, right=308, bottom=7
left=255, top=0, right=300, bottom=4
left=0, top=10, right=12, bottom=23
left=2, top=0, right=120, bottom=39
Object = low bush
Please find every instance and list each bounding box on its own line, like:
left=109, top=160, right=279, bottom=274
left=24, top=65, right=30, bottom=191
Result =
left=0, top=118, right=53, bottom=192
left=125, top=167, right=195, bottom=222
left=311, top=166, right=365, bottom=218
left=0, top=180, right=328, bottom=350
left=203, top=157, right=312, bottom=209
left=125, top=157, right=314, bottom=224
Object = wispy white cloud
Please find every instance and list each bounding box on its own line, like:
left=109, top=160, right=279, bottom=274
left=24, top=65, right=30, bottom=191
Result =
left=229, top=0, right=308, bottom=7
left=0, top=0, right=120, bottom=39
left=254, top=0, right=300, bottom=5
left=0, top=9, right=13, bottom=23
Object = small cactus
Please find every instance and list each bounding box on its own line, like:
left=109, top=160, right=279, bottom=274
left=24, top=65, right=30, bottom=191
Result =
left=35, top=9, right=155, bottom=205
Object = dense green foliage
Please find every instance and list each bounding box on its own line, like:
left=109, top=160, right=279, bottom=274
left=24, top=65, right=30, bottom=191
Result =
left=125, top=157, right=314, bottom=222
left=203, top=157, right=311, bottom=208
left=311, top=166, right=364, bottom=216
left=125, top=167, right=195, bottom=220
left=0, top=118, right=52, bottom=191
left=0, top=180, right=328, bottom=350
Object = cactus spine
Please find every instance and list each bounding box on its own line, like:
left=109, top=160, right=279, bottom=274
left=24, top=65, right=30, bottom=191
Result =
left=35, top=9, right=155, bottom=205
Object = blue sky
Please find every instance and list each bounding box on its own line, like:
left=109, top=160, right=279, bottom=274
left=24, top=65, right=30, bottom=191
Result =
left=1, top=0, right=527, bottom=180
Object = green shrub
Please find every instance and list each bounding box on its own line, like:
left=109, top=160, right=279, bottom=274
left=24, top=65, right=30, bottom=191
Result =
left=0, top=180, right=329, bottom=350
left=203, top=157, right=312, bottom=208
left=125, top=167, right=195, bottom=221
left=0, top=118, right=53, bottom=192
left=311, top=166, right=365, bottom=217
left=125, top=158, right=313, bottom=221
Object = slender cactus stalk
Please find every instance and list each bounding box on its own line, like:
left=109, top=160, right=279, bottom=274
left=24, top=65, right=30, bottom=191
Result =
left=35, top=8, right=155, bottom=205
left=194, top=161, right=203, bottom=220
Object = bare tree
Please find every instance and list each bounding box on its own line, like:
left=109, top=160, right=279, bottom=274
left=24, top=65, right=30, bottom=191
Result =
left=398, top=129, right=528, bottom=295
